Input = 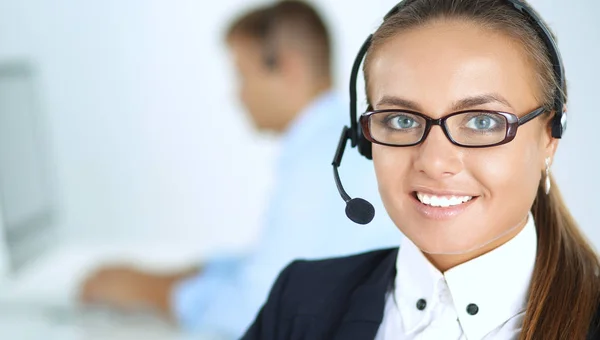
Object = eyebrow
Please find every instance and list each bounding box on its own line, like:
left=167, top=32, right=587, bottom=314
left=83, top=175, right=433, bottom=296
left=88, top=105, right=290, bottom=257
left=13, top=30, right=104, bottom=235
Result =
left=375, top=93, right=514, bottom=112
left=450, top=94, right=514, bottom=111
left=376, top=96, right=422, bottom=111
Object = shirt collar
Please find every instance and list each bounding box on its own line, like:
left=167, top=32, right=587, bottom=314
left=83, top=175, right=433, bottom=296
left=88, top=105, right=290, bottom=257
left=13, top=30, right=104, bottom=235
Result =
left=394, top=212, right=537, bottom=339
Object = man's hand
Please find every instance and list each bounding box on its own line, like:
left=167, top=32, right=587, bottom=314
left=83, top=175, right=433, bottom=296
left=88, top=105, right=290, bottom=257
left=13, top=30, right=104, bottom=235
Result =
left=79, top=265, right=200, bottom=318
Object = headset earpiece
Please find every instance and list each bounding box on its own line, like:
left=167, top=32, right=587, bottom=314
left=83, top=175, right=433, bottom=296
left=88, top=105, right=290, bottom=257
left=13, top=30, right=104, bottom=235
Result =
left=552, top=110, right=567, bottom=139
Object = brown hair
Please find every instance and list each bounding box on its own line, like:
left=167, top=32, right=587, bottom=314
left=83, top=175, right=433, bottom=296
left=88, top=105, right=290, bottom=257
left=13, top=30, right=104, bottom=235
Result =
left=363, top=0, right=600, bottom=339
left=225, top=0, right=332, bottom=78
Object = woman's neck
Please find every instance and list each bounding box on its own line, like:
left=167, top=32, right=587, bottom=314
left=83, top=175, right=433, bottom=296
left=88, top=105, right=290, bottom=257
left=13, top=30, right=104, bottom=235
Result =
left=424, top=220, right=528, bottom=272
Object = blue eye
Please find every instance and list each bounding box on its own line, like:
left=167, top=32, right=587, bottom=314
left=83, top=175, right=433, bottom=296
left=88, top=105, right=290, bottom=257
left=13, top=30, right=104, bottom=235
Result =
left=465, top=115, right=499, bottom=130
left=387, top=115, right=420, bottom=130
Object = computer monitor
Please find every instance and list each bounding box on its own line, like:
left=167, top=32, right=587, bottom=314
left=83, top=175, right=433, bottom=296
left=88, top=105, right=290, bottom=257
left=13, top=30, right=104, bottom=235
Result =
left=0, top=62, right=57, bottom=275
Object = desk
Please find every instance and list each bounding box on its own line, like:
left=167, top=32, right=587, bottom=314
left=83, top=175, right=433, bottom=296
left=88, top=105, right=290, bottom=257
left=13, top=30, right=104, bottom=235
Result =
left=0, top=306, right=228, bottom=340
left=0, top=242, right=231, bottom=339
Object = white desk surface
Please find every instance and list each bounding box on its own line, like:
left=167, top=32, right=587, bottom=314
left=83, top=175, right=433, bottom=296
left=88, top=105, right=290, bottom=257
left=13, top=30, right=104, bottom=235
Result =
left=0, top=241, right=232, bottom=340
left=0, top=307, right=227, bottom=340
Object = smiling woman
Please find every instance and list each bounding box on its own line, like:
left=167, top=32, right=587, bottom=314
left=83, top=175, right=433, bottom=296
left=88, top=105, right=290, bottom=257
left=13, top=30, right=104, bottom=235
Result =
left=365, top=15, right=553, bottom=258
left=242, top=1, right=600, bottom=340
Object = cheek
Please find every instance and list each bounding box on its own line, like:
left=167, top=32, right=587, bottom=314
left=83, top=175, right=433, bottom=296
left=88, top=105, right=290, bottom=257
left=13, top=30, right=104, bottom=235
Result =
left=372, top=144, right=412, bottom=205
left=469, top=140, right=543, bottom=209
left=239, top=85, right=251, bottom=107
left=254, top=77, right=281, bottom=105
left=241, top=80, right=269, bottom=112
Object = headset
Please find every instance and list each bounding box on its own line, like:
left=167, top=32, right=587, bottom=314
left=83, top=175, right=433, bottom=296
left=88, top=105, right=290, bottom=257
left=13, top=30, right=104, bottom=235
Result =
left=332, top=0, right=568, bottom=225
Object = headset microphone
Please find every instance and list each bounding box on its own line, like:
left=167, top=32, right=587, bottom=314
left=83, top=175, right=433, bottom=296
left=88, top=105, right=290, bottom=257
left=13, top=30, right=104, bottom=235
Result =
left=332, top=126, right=375, bottom=225
left=331, top=32, right=376, bottom=225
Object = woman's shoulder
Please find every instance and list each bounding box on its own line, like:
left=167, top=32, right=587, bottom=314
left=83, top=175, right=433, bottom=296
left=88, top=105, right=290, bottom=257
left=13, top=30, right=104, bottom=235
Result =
left=243, top=247, right=399, bottom=339
left=273, top=247, right=398, bottom=311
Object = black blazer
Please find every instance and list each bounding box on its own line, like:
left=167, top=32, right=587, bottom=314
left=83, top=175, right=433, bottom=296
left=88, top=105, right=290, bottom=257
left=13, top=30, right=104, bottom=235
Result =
left=241, top=247, right=600, bottom=340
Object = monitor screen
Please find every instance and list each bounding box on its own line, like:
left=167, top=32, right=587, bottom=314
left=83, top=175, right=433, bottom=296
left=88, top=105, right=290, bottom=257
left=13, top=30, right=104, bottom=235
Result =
left=0, top=63, right=56, bottom=272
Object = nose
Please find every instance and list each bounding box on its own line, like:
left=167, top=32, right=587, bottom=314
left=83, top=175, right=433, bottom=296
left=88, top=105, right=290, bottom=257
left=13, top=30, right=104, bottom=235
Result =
left=413, top=126, right=463, bottom=180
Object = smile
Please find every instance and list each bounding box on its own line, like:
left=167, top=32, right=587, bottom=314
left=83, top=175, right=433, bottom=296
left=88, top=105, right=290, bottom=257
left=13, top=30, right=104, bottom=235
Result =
left=415, top=192, right=474, bottom=207
left=411, top=191, right=479, bottom=220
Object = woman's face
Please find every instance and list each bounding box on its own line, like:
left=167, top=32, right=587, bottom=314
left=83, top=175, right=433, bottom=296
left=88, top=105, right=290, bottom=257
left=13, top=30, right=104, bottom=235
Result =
left=368, top=19, right=558, bottom=258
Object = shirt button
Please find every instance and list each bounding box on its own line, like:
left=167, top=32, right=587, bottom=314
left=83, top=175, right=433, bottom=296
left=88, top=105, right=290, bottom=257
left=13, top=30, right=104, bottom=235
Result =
left=416, top=299, right=427, bottom=311
left=466, top=303, right=479, bottom=315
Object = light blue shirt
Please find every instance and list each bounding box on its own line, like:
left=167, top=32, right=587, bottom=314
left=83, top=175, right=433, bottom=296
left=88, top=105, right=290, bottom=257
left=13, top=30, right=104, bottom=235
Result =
left=172, top=91, right=402, bottom=338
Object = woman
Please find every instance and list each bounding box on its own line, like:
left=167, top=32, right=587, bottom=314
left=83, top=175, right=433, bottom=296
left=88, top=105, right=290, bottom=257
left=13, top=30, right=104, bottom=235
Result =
left=242, top=0, right=600, bottom=339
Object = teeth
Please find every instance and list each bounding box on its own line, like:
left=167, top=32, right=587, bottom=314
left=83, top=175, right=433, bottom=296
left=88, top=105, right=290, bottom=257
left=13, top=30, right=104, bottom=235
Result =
left=416, top=192, right=473, bottom=207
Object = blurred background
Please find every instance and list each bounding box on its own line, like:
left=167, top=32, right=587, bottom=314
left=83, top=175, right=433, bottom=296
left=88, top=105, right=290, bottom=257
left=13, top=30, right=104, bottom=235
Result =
left=0, top=0, right=598, bottom=339
left=0, top=0, right=408, bottom=262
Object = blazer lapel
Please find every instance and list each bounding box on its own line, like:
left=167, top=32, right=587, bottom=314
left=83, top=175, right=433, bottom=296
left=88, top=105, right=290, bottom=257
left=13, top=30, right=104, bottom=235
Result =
left=333, top=248, right=398, bottom=340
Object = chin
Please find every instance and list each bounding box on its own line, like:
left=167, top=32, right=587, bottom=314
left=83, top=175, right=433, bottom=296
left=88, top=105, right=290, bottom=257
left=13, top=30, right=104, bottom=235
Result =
left=253, top=122, right=274, bottom=132
left=394, top=212, right=490, bottom=255
left=411, top=234, right=484, bottom=255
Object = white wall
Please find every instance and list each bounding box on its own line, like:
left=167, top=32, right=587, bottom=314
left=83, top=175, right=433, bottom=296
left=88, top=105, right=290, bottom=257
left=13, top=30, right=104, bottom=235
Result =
left=0, top=0, right=283, bottom=254
left=0, top=0, right=598, bottom=258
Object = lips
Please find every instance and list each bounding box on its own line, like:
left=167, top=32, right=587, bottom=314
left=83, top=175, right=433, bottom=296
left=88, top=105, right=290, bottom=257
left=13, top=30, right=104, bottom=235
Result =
left=410, top=190, right=479, bottom=220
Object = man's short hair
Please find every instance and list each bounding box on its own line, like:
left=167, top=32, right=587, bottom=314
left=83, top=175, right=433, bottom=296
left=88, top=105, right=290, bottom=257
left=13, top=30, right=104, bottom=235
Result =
left=225, top=1, right=331, bottom=78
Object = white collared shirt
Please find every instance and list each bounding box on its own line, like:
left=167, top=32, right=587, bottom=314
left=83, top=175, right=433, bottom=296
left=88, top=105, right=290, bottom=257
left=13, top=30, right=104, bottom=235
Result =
left=375, top=214, right=537, bottom=340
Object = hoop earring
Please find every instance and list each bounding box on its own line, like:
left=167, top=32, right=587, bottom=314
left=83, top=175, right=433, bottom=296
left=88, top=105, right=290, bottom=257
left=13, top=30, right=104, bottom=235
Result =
left=545, top=157, right=551, bottom=195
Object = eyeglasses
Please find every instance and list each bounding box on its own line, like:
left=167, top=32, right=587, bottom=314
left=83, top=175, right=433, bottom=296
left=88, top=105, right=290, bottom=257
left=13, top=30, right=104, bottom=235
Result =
left=359, top=107, right=547, bottom=148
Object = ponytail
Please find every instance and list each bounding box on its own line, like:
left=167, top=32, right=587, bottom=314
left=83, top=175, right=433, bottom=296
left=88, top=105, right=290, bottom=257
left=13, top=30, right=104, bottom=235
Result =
left=521, top=175, right=600, bottom=339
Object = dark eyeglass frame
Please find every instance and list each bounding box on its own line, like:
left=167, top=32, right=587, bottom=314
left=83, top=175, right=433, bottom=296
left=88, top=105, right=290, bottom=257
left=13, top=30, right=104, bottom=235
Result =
left=359, top=107, right=547, bottom=148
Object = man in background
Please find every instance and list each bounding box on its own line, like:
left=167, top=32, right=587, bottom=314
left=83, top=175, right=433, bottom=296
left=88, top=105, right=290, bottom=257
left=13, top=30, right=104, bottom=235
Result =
left=80, top=1, right=399, bottom=338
